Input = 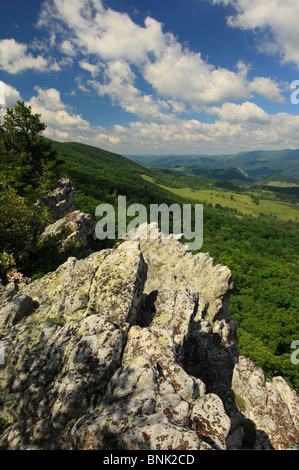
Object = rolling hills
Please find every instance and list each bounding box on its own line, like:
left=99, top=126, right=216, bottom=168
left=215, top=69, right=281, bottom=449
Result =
left=48, top=138, right=299, bottom=223
left=127, top=148, right=299, bottom=182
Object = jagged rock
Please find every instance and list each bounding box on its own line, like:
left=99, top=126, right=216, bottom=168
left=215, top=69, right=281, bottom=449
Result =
left=126, top=223, right=238, bottom=403
left=0, top=241, right=147, bottom=449
left=232, top=356, right=299, bottom=450
left=0, top=223, right=298, bottom=450
left=36, top=176, right=77, bottom=220
left=39, top=210, right=96, bottom=250
left=37, top=177, right=96, bottom=250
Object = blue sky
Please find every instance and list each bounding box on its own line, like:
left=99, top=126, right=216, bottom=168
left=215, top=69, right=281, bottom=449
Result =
left=1, top=0, right=299, bottom=155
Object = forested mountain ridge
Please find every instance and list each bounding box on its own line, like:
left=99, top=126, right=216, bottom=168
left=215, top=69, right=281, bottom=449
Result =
left=127, top=148, right=299, bottom=181
left=46, top=138, right=187, bottom=213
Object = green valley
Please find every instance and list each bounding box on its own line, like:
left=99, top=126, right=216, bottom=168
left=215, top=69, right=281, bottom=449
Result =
left=128, top=148, right=299, bottom=180
left=143, top=180, right=299, bottom=222
left=1, top=116, right=298, bottom=393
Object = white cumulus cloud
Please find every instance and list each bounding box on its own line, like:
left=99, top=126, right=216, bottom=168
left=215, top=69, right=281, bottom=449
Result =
left=37, top=0, right=284, bottom=111
left=27, top=86, right=91, bottom=141
left=211, top=0, right=299, bottom=70
left=207, top=101, right=271, bottom=124
left=2, top=0, right=296, bottom=155
left=0, top=39, right=55, bottom=74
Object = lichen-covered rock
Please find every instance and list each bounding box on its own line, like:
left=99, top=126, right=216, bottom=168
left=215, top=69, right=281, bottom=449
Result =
left=0, top=293, right=35, bottom=330
left=88, top=240, right=147, bottom=326
left=232, top=356, right=299, bottom=450
left=66, top=283, right=230, bottom=450
left=68, top=409, right=212, bottom=451
left=126, top=223, right=238, bottom=404
left=37, top=177, right=96, bottom=250
left=126, top=223, right=235, bottom=345
left=36, top=176, right=77, bottom=220
left=0, top=223, right=298, bottom=450
left=191, top=393, right=231, bottom=449
left=39, top=210, right=96, bottom=250
left=0, top=241, right=147, bottom=449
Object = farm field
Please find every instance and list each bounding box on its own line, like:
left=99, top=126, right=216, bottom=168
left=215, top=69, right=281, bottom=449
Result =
left=143, top=178, right=299, bottom=222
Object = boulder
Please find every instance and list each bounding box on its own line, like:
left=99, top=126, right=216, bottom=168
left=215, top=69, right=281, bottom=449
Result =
left=0, top=293, right=35, bottom=330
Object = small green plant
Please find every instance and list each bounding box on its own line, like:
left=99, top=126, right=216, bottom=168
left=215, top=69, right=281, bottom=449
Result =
left=155, top=261, right=164, bottom=269
left=0, top=251, right=15, bottom=281
left=234, top=393, right=246, bottom=413
left=0, top=417, right=12, bottom=436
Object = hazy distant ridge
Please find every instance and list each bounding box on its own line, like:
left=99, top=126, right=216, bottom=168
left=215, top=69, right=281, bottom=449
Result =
left=126, top=148, right=299, bottom=181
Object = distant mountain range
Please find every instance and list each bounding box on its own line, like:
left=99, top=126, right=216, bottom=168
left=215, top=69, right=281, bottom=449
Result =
left=126, top=149, right=299, bottom=183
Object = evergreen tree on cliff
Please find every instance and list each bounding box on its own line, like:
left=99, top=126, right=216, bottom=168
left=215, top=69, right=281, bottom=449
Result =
left=0, top=100, right=59, bottom=197
left=0, top=102, right=62, bottom=278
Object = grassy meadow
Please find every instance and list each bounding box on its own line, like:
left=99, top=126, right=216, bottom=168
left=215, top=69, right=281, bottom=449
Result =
left=141, top=175, right=299, bottom=222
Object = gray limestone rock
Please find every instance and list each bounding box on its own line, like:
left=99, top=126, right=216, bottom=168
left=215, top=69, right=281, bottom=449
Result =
left=37, top=177, right=96, bottom=250
left=231, top=356, right=299, bottom=450
left=36, top=176, right=77, bottom=220
left=39, top=210, right=96, bottom=250
left=0, top=223, right=298, bottom=451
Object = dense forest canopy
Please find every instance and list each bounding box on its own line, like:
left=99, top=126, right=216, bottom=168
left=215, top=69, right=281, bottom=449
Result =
left=0, top=103, right=298, bottom=391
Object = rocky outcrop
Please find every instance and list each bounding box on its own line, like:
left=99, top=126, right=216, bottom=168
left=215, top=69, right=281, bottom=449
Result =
left=39, top=210, right=95, bottom=250
left=0, top=223, right=298, bottom=450
left=37, top=177, right=96, bottom=250
left=36, top=176, right=77, bottom=220
left=232, top=356, right=299, bottom=450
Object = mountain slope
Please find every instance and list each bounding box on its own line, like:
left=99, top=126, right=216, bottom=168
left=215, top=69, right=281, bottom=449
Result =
left=47, top=139, right=186, bottom=211
left=255, top=172, right=299, bottom=187
left=127, top=148, right=299, bottom=180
